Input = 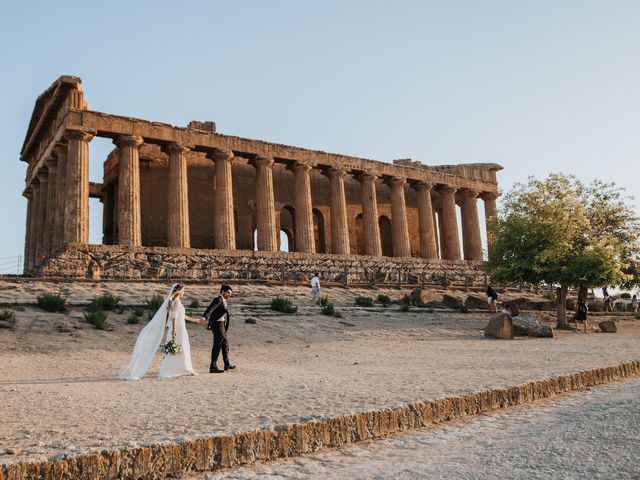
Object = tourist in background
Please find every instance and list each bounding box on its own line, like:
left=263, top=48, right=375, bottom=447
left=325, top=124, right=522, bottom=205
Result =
left=486, top=285, right=498, bottom=313
left=575, top=297, right=588, bottom=332
left=603, top=288, right=613, bottom=312
left=632, top=294, right=638, bottom=314
left=311, top=273, right=321, bottom=304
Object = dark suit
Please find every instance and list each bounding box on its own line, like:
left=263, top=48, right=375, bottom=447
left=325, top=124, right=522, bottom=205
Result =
left=203, top=295, right=230, bottom=370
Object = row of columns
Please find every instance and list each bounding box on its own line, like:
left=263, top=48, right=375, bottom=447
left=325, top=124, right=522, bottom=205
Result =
left=24, top=129, right=499, bottom=269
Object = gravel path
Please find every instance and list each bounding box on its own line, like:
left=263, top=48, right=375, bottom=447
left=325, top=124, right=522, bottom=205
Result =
left=204, top=378, right=640, bottom=479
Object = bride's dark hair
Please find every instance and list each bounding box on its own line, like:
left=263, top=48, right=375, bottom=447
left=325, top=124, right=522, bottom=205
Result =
left=171, top=283, right=184, bottom=299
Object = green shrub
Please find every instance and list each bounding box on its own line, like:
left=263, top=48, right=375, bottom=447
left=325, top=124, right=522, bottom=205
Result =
left=400, top=304, right=411, bottom=312
left=126, top=314, right=141, bottom=324
left=321, top=302, right=336, bottom=316
left=245, top=317, right=258, bottom=324
left=145, top=295, right=164, bottom=312
left=319, top=295, right=330, bottom=307
left=0, top=309, right=16, bottom=329
left=132, top=307, right=144, bottom=317
left=189, top=299, right=201, bottom=308
left=402, top=293, right=414, bottom=306
left=270, top=297, right=298, bottom=314
left=355, top=296, right=374, bottom=307
left=620, top=292, right=631, bottom=299
left=333, top=311, right=343, bottom=319
left=88, top=293, right=120, bottom=312
left=37, top=293, right=67, bottom=312
left=84, top=310, right=108, bottom=330
left=377, top=294, right=391, bottom=306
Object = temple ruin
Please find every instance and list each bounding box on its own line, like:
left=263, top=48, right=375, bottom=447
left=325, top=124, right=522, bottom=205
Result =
left=20, top=76, right=501, bottom=285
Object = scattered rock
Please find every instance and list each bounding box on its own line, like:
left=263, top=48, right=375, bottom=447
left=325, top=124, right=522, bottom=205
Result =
left=613, top=302, right=627, bottom=312
left=484, top=313, right=513, bottom=339
left=598, top=320, right=617, bottom=333
left=512, top=314, right=553, bottom=338
left=464, top=294, right=487, bottom=310
left=410, top=289, right=442, bottom=307
left=588, top=302, right=604, bottom=312
left=4, top=448, right=21, bottom=455
left=443, top=294, right=465, bottom=310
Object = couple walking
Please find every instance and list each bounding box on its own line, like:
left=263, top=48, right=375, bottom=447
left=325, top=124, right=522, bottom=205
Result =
left=119, top=283, right=235, bottom=380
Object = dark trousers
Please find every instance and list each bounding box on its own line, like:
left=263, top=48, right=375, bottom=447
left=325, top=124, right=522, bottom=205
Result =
left=210, top=321, right=229, bottom=370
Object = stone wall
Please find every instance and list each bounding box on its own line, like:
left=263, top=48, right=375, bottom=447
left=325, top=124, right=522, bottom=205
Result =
left=38, top=244, right=487, bottom=286
left=2, top=361, right=638, bottom=480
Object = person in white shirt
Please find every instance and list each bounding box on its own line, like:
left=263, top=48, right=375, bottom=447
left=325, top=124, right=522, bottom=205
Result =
left=310, top=273, right=321, bottom=304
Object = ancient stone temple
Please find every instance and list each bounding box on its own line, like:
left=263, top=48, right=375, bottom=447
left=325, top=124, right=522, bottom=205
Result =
left=20, top=76, right=501, bottom=285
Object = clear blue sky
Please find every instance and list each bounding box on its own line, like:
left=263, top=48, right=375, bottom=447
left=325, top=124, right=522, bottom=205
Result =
left=1, top=1, right=639, bottom=271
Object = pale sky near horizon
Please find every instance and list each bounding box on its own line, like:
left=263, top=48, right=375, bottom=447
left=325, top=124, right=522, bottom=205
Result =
left=1, top=1, right=639, bottom=273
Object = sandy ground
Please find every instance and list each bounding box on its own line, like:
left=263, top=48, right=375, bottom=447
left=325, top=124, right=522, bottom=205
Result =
left=205, top=378, right=640, bottom=479
left=0, top=280, right=639, bottom=468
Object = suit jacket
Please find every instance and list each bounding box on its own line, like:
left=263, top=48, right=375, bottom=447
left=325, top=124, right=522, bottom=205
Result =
left=203, top=295, right=230, bottom=331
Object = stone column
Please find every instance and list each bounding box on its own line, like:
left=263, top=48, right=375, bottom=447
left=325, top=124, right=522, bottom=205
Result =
left=63, top=128, right=94, bottom=245
left=34, top=170, right=48, bottom=263
left=209, top=148, right=236, bottom=250
left=44, top=158, right=58, bottom=257
left=254, top=156, right=278, bottom=251
left=416, top=182, right=438, bottom=259
left=327, top=167, right=350, bottom=255
left=438, top=185, right=461, bottom=260
left=481, top=192, right=499, bottom=249
left=460, top=190, right=483, bottom=261
left=52, top=144, right=67, bottom=251
left=114, top=135, right=143, bottom=246
left=23, top=188, right=34, bottom=272
left=389, top=177, right=411, bottom=257
left=293, top=161, right=315, bottom=253
left=359, top=173, right=382, bottom=256
left=166, top=142, right=191, bottom=248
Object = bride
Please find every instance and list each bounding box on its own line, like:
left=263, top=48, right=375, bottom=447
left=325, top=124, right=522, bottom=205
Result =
left=119, top=283, right=204, bottom=380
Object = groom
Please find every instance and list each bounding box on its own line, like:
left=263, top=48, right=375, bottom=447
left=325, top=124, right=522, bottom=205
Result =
left=202, top=284, right=236, bottom=373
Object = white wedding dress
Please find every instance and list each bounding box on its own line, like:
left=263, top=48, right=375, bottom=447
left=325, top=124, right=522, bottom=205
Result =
left=119, top=284, right=195, bottom=380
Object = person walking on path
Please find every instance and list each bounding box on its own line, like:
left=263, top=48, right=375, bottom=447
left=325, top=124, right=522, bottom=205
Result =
left=632, top=294, right=638, bottom=314
left=603, top=288, right=613, bottom=312
left=486, top=285, right=498, bottom=313
left=202, top=284, right=235, bottom=374
left=311, top=273, right=321, bottom=304
left=575, top=296, right=589, bottom=332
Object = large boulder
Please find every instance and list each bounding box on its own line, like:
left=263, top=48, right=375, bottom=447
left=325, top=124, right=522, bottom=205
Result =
left=588, top=302, right=604, bottom=312
left=565, top=298, right=576, bottom=311
left=443, top=294, right=465, bottom=310
left=512, top=314, right=553, bottom=338
left=464, top=294, right=489, bottom=310
left=410, top=289, right=442, bottom=307
left=484, top=313, right=514, bottom=339
left=533, top=300, right=556, bottom=311
left=613, top=301, right=627, bottom=312
left=598, top=320, right=617, bottom=333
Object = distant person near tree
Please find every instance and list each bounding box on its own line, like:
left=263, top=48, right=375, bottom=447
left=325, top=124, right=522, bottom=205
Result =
left=575, top=297, right=588, bottom=332
left=632, top=294, right=638, bottom=314
left=603, top=288, right=613, bottom=312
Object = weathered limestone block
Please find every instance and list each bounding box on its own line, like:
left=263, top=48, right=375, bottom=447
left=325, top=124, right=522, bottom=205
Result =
left=464, top=294, right=487, bottom=310
left=613, top=301, right=627, bottom=312
left=588, top=302, right=604, bottom=312
left=512, top=314, right=553, bottom=338
left=533, top=300, right=556, bottom=311
left=411, top=288, right=442, bottom=306
left=443, top=293, right=465, bottom=310
left=484, top=313, right=513, bottom=339
left=598, top=320, right=617, bottom=333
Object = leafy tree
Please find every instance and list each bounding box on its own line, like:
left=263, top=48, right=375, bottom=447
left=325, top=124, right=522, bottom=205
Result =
left=487, top=174, right=639, bottom=328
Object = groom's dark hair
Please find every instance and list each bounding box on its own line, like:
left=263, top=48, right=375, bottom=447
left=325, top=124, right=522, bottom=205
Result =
left=220, top=284, right=232, bottom=293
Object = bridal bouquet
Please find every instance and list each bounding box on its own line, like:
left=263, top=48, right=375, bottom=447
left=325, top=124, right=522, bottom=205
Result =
left=160, top=339, right=182, bottom=357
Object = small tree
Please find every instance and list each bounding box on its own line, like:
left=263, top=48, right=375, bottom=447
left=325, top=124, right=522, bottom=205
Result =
left=487, top=174, right=639, bottom=328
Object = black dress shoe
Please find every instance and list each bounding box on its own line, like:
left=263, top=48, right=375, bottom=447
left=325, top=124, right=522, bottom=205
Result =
left=209, top=367, right=224, bottom=373
left=224, top=364, right=236, bottom=370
